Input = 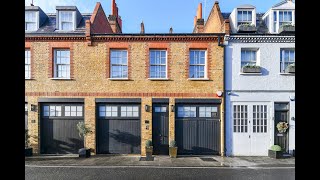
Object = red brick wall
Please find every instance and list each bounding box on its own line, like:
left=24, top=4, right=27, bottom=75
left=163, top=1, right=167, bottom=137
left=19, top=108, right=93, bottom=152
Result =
left=90, top=3, right=113, bottom=34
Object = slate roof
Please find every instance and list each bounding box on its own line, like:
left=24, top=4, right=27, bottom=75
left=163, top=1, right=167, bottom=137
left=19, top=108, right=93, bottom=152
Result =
left=26, top=13, right=91, bottom=34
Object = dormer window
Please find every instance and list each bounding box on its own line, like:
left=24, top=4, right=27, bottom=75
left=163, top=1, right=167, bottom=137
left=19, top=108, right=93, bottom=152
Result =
left=237, top=10, right=252, bottom=26
left=25, top=11, right=37, bottom=31
left=279, top=11, right=292, bottom=27
left=59, top=11, right=74, bottom=31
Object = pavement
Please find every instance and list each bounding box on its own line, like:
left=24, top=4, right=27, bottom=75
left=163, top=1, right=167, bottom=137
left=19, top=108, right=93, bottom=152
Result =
left=25, top=154, right=295, bottom=168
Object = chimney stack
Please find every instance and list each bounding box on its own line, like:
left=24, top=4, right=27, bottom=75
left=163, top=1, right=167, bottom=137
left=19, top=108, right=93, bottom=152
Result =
left=193, top=3, right=204, bottom=33
left=140, top=21, right=145, bottom=34
left=109, top=0, right=122, bottom=33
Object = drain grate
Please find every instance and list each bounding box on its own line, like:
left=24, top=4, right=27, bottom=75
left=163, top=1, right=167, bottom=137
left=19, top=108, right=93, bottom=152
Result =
left=139, top=157, right=154, bottom=161
left=199, top=157, right=217, bottom=162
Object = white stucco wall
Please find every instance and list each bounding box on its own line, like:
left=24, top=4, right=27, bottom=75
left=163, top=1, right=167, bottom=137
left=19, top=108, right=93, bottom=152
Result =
left=225, top=41, right=295, bottom=91
left=225, top=38, right=295, bottom=156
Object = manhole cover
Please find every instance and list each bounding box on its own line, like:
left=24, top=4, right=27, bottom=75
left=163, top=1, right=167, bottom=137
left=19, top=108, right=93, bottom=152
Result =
left=199, top=157, right=217, bottom=162
left=139, top=157, right=154, bottom=161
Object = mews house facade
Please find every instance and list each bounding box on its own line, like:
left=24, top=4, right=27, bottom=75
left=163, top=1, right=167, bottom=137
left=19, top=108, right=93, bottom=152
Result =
left=25, top=1, right=229, bottom=156
left=224, top=0, right=295, bottom=156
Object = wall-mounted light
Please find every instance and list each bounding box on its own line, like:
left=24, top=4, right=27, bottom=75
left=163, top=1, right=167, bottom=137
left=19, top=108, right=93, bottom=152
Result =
left=31, top=104, right=37, bottom=112
left=145, top=105, right=150, bottom=112
left=289, top=96, right=295, bottom=101
left=171, top=105, right=175, bottom=112
left=216, top=91, right=223, bottom=97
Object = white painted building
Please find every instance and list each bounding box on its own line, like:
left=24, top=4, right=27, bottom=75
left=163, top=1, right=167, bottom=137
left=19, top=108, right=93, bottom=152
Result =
left=224, top=0, right=295, bottom=156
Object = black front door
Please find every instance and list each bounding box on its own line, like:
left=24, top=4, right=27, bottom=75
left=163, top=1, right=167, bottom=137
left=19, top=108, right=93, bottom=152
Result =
left=152, top=104, right=169, bottom=155
left=274, top=103, right=289, bottom=153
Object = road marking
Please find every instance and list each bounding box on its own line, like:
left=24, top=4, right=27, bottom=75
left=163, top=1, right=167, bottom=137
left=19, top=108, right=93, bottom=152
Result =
left=25, top=165, right=295, bottom=169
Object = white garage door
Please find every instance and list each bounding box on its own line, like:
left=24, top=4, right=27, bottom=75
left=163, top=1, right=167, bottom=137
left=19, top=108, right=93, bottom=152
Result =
left=232, top=103, right=270, bottom=156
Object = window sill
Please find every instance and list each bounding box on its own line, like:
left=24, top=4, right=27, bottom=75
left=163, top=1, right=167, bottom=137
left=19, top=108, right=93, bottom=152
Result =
left=188, top=78, right=210, bottom=81
left=148, top=78, right=169, bottom=81
left=50, top=78, right=73, bottom=80
left=25, top=78, right=34, bottom=80
left=108, top=78, right=130, bottom=81
left=279, top=73, right=295, bottom=76
left=239, top=73, right=262, bottom=75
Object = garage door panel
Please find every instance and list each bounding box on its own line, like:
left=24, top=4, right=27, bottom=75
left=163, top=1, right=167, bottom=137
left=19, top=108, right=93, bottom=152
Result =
left=98, top=119, right=140, bottom=154
left=40, top=103, right=84, bottom=154
left=97, top=103, right=141, bottom=154
left=198, top=120, right=220, bottom=154
left=176, top=120, right=197, bottom=154
left=42, top=118, right=84, bottom=154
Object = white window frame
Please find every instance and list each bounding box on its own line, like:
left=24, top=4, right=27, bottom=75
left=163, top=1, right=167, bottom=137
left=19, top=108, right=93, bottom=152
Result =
left=240, top=48, right=258, bottom=68
left=149, top=50, right=167, bottom=79
left=58, top=11, right=75, bottom=31
left=279, top=10, right=293, bottom=27
left=237, top=10, right=253, bottom=26
left=25, top=49, right=31, bottom=79
left=189, top=50, right=207, bottom=79
left=280, top=48, right=295, bottom=73
left=25, top=11, right=38, bottom=31
left=273, top=10, right=294, bottom=33
left=110, top=50, right=128, bottom=79
left=54, top=49, right=71, bottom=79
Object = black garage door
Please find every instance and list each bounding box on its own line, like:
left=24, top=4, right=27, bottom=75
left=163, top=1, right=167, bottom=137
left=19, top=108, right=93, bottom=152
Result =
left=175, top=104, right=220, bottom=155
left=40, top=103, right=84, bottom=154
left=97, top=104, right=141, bottom=154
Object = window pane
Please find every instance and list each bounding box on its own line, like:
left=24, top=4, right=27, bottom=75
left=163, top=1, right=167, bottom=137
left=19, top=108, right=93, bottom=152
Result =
left=77, top=111, right=82, bottom=116
left=106, top=112, right=112, bottom=116
left=155, top=107, right=161, bottom=112
left=248, top=11, right=252, bottom=21
left=243, top=11, right=248, bottom=21
left=161, top=107, right=166, bottom=112
left=99, top=112, right=106, bottom=117
left=111, top=111, right=117, bottom=117
left=65, top=111, right=70, bottom=116
left=279, top=11, right=283, bottom=22
left=288, top=11, right=292, bottom=21
left=237, top=11, right=242, bottom=21
left=133, top=112, right=139, bottom=117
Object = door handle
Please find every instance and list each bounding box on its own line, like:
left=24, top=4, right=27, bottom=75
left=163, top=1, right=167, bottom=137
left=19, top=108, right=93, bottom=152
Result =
left=159, top=134, right=162, bottom=137
left=249, top=135, right=251, bottom=138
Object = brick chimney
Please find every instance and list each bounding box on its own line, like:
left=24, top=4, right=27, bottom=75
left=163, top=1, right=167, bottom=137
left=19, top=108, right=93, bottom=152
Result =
left=193, top=3, right=204, bottom=33
left=108, top=0, right=122, bottom=33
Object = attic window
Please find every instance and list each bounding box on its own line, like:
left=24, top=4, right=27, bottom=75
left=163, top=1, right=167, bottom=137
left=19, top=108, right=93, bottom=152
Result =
left=25, top=11, right=37, bottom=31
left=237, top=10, right=252, bottom=26
left=59, top=11, right=74, bottom=30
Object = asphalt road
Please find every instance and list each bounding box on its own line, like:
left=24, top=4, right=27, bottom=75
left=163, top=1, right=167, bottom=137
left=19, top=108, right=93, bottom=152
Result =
left=25, top=165, right=295, bottom=180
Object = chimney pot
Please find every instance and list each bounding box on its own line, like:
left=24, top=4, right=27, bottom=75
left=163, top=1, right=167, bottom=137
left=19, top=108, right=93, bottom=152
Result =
left=169, top=27, right=173, bottom=34
left=140, top=21, right=145, bottom=34
left=197, top=3, right=202, bottom=19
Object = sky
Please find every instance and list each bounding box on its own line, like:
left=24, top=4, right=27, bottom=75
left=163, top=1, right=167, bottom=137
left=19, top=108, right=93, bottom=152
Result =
left=25, top=0, right=292, bottom=33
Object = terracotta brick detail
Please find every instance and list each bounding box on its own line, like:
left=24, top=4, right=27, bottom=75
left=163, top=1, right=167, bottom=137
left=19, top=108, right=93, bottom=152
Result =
left=25, top=92, right=219, bottom=97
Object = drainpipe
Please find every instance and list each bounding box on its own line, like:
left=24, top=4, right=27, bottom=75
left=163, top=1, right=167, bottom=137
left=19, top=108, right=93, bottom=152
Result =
left=218, top=35, right=225, bottom=156
left=222, top=35, right=229, bottom=157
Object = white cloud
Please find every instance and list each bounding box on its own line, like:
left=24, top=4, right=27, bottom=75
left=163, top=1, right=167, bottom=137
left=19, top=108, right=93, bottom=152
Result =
left=25, top=0, right=93, bottom=13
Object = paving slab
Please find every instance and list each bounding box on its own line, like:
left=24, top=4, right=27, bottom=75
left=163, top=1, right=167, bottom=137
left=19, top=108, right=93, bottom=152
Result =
left=25, top=155, right=295, bottom=167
